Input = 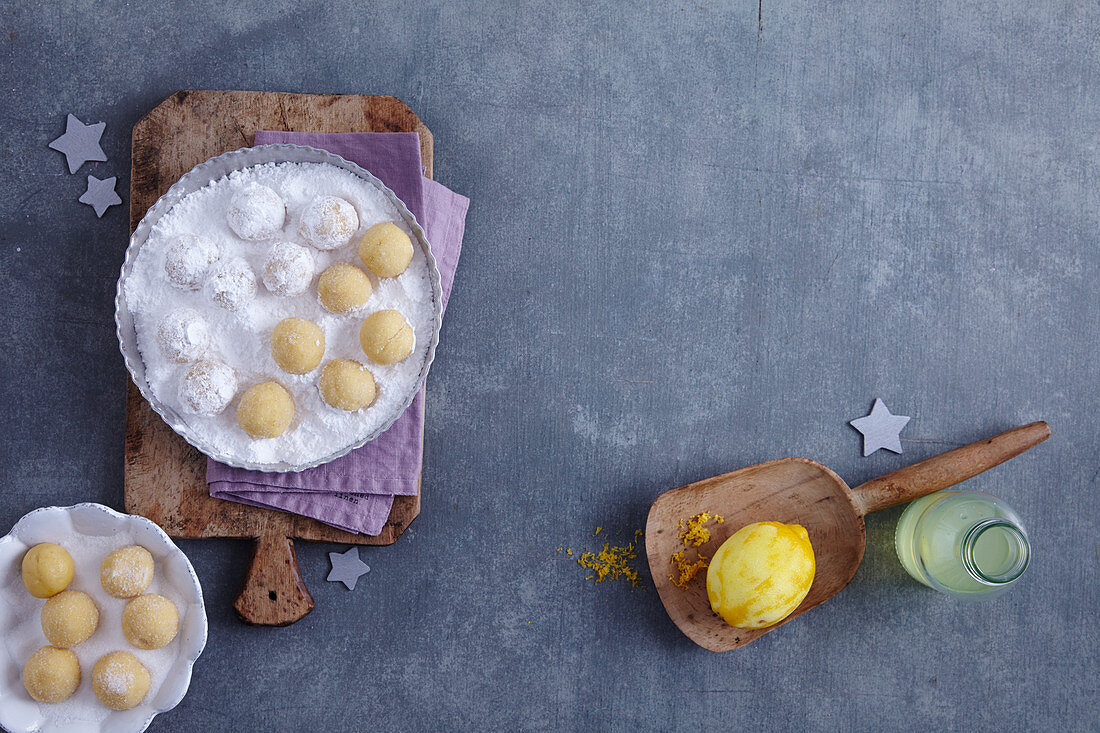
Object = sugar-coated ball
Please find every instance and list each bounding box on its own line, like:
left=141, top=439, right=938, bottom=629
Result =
left=262, top=242, right=314, bottom=296
left=360, top=310, right=415, bottom=365
left=23, top=646, right=80, bottom=703
left=156, top=308, right=210, bottom=363
left=92, top=651, right=150, bottom=711
left=319, top=359, right=376, bottom=411
left=21, top=543, right=74, bottom=598
left=298, top=195, right=360, bottom=250
left=226, top=184, right=285, bottom=241
left=121, top=593, right=179, bottom=650
left=236, top=381, right=294, bottom=438
left=358, top=222, right=413, bottom=278
left=317, top=263, right=372, bottom=313
left=178, top=358, right=238, bottom=416
left=100, top=545, right=155, bottom=599
left=164, top=233, right=220, bottom=290
left=271, top=317, right=325, bottom=374
left=205, top=256, right=257, bottom=311
left=41, top=590, right=99, bottom=648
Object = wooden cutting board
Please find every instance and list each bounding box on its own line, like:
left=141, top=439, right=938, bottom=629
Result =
left=123, top=90, right=433, bottom=626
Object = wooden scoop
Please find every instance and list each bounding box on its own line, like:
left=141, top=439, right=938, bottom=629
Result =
left=644, top=421, right=1050, bottom=652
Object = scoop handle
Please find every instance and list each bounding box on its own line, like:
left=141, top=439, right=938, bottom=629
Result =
left=850, top=421, right=1051, bottom=515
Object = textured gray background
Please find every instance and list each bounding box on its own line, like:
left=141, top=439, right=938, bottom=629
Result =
left=0, top=1, right=1096, bottom=730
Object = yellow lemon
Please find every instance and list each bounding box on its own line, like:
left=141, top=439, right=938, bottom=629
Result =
left=706, top=521, right=815, bottom=629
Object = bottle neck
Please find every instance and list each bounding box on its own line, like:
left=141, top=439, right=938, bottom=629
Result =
left=961, top=518, right=1030, bottom=585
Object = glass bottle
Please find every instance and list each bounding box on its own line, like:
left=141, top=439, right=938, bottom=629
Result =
left=894, top=490, right=1030, bottom=599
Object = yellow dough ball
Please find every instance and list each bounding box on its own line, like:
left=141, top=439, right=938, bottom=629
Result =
left=270, top=317, right=325, bottom=374
left=236, top=381, right=295, bottom=439
left=359, top=310, right=415, bottom=365
left=319, top=359, right=377, bottom=411
left=317, top=263, right=372, bottom=313
left=41, top=590, right=99, bottom=648
left=22, top=646, right=80, bottom=703
left=100, top=545, right=155, bottom=599
left=92, top=651, right=151, bottom=711
left=706, top=521, right=816, bottom=630
left=21, top=543, right=75, bottom=598
left=358, top=222, right=413, bottom=278
left=122, top=593, right=179, bottom=650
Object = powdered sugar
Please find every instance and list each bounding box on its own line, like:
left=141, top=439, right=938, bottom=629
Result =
left=204, top=256, right=257, bottom=311
left=123, top=161, right=435, bottom=468
left=163, top=234, right=219, bottom=290
left=262, top=242, right=314, bottom=296
left=225, top=183, right=285, bottom=240
left=155, top=309, right=210, bottom=364
left=178, top=359, right=238, bottom=417
left=298, top=194, right=360, bottom=250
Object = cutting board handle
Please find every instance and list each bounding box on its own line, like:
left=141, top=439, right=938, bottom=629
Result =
left=851, top=421, right=1051, bottom=515
left=233, top=533, right=315, bottom=626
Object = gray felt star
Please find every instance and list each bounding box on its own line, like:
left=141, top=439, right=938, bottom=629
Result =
left=850, top=398, right=911, bottom=456
left=48, top=114, right=107, bottom=174
left=78, top=175, right=122, bottom=217
left=327, top=547, right=370, bottom=590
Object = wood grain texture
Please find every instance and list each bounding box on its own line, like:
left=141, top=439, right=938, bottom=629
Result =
left=646, top=422, right=1051, bottom=652
left=232, top=535, right=314, bottom=626
left=850, top=421, right=1051, bottom=514
left=124, top=90, right=433, bottom=625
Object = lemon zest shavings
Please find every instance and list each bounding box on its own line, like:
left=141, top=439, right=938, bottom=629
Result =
left=559, top=528, right=645, bottom=589
left=677, top=511, right=724, bottom=547
left=670, top=550, right=710, bottom=588
left=577, top=542, right=641, bottom=588
left=668, top=511, right=725, bottom=588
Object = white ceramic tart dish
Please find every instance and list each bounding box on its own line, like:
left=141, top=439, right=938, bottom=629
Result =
left=115, top=144, right=444, bottom=472
left=0, top=503, right=207, bottom=733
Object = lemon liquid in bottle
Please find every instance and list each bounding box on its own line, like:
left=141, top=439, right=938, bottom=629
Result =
left=894, top=491, right=1030, bottom=599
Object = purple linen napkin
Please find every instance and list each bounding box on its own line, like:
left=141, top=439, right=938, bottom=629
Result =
left=207, top=131, right=469, bottom=535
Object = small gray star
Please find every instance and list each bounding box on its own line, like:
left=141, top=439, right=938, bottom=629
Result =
left=78, top=175, right=122, bottom=217
left=327, top=547, right=370, bottom=590
left=48, top=114, right=107, bottom=174
left=850, top=398, right=911, bottom=456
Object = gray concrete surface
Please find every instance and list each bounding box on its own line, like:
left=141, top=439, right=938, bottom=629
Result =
left=1, top=1, right=1097, bottom=730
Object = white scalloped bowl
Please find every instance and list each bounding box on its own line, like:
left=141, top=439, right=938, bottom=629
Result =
left=0, top=504, right=207, bottom=733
